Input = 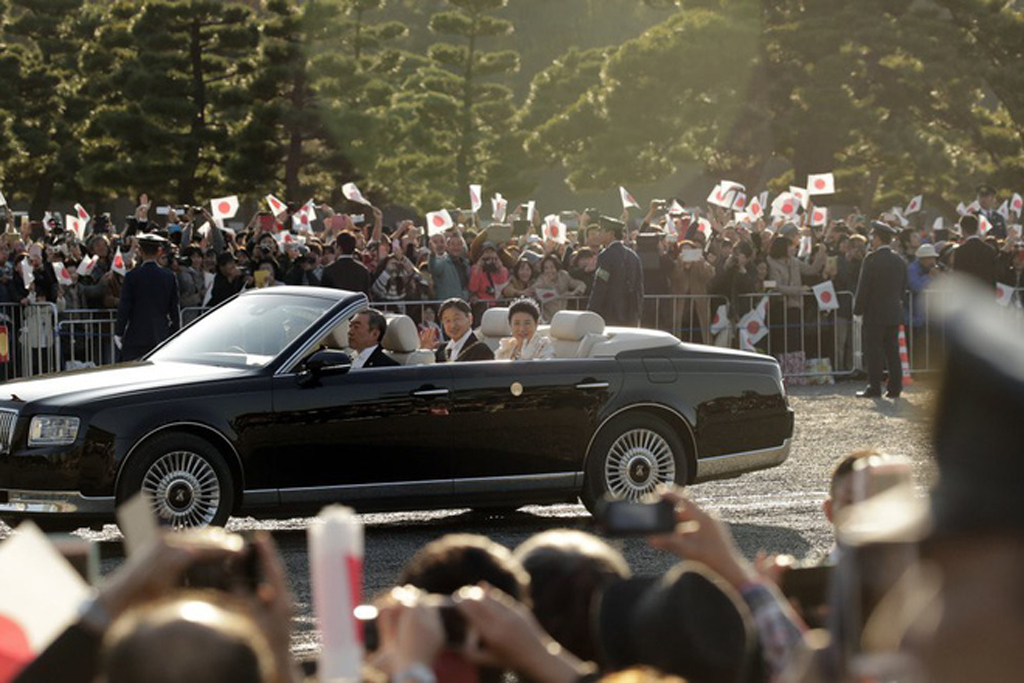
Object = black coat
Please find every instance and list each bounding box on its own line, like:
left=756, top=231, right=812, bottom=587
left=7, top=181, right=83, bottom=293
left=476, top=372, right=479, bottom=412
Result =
left=321, top=256, right=371, bottom=295
left=952, top=237, right=997, bottom=288
left=435, top=335, right=494, bottom=363
left=854, top=246, right=907, bottom=326
left=587, top=241, right=644, bottom=326
left=362, top=345, right=400, bottom=368
left=115, top=261, right=180, bottom=360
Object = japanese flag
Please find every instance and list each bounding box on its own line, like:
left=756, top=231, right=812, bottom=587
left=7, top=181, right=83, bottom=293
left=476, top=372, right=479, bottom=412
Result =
left=707, top=183, right=735, bottom=209
left=813, top=280, right=839, bottom=311
left=738, top=308, right=768, bottom=350
left=112, top=247, right=128, bottom=276
left=932, top=216, right=944, bottom=232
left=997, top=200, right=1010, bottom=222
left=492, top=194, right=507, bottom=223
left=747, top=194, right=764, bottom=220
left=266, top=194, right=287, bottom=215
left=342, top=182, right=372, bottom=206
left=469, top=184, right=482, bottom=213
left=710, top=303, right=729, bottom=335
left=755, top=295, right=769, bottom=321
left=695, top=217, right=713, bottom=240
left=759, top=191, right=769, bottom=211
left=543, top=215, right=567, bottom=243
left=0, top=522, right=91, bottom=675
left=979, top=214, right=993, bottom=235
left=210, top=195, right=239, bottom=220
left=730, top=192, right=747, bottom=212
left=668, top=199, right=686, bottom=215
left=956, top=201, right=968, bottom=216
left=19, top=259, right=33, bottom=288
left=904, top=195, right=923, bottom=215
left=1011, top=193, right=1023, bottom=217
left=76, top=254, right=98, bottom=277
left=73, top=203, right=90, bottom=222
left=425, top=209, right=453, bottom=236
left=0, top=189, right=6, bottom=207
left=890, top=207, right=909, bottom=227
left=620, top=186, right=640, bottom=210
left=64, top=215, right=85, bottom=241
left=292, top=202, right=315, bottom=232
left=51, top=262, right=73, bottom=286
left=525, top=200, right=536, bottom=223
left=798, top=235, right=813, bottom=259
left=996, top=283, right=1014, bottom=307
left=809, top=206, right=828, bottom=227
left=789, top=186, right=810, bottom=210
left=807, top=172, right=835, bottom=195
left=771, top=192, right=798, bottom=218
left=966, top=200, right=981, bottom=214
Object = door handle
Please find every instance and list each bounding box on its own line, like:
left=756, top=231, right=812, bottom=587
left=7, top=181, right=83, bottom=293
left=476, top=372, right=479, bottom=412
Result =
left=412, top=388, right=450, bottom=398
left=575, top=381, right=609, bottom=390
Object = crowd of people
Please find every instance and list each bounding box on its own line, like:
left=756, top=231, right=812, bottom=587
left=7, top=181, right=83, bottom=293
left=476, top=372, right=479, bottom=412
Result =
left=9, top=281, right=1024, bottom=682
left=0, top=182, right=1021, bottom=378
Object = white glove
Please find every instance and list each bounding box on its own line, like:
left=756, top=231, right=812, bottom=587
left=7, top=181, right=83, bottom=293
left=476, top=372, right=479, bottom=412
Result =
left=113, top=335, right=123, bottom=350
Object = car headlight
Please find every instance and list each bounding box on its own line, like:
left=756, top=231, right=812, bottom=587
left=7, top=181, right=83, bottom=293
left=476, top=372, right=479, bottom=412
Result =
left=28, top=416, right=81, bottom=446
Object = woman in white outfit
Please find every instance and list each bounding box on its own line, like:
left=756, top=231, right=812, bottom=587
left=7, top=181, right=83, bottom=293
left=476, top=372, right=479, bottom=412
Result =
left=496, top=297, right=555, bottom=360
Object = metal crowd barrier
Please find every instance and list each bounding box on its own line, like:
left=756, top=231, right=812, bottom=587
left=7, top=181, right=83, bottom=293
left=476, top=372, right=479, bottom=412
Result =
left=6, top=286, right=1022, bottom=382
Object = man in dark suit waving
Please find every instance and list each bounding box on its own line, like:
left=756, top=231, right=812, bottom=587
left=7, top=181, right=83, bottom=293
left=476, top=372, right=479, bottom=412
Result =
left=348, top=308, right=399, bottom=368
left=115, top=233, right=180, bottom=361
left=854, top=221, right=908, bottom=399
left=951, top=214, right=997, bottom=288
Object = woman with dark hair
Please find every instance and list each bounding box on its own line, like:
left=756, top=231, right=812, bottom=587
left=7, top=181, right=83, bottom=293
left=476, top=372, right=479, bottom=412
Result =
left=533, top=253, right=586, bottom=322
left=495, top=297, right=554, bottom=360
left=766, top=232, right=825, bottom=370
left=501, top=258, right=537, bottom=300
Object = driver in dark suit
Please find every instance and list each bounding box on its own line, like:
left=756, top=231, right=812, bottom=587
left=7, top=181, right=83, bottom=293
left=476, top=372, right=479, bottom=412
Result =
left=348, top=308, right=399, bottom=368
left=854, top=221, right=907, bottom=399
left=115, top=233, right=180, bottom=362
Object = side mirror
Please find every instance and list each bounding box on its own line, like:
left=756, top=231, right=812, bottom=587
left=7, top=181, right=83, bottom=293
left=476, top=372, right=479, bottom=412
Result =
left=298, top=349, right=352, bottom=387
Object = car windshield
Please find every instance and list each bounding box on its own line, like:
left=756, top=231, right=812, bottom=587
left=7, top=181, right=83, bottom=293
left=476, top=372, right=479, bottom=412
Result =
left=149, top=293, right=337, bottom=368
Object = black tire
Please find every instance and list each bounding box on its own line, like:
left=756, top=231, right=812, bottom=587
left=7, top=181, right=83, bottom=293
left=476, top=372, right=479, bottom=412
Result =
left=581, top=412, right=688, bottom=514
left=118, top=432, right=235, bottom=528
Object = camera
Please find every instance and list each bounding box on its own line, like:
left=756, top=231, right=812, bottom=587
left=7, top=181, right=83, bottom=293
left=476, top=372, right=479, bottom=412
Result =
left=596, top=498, right=677, bottom=536
left=355, top=594, right=467, bottom=652
left=481, top=257, right=499, bottom=274
left=180, top=531, right=261, bottom=593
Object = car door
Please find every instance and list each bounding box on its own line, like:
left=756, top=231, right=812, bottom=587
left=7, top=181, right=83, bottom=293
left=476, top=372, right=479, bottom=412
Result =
left=268, top=362, right=454, bottom=503
left=444, top=357, right=620, bottom=482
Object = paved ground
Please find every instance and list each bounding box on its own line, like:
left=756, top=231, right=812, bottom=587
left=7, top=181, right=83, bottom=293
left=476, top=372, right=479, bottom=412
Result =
left=1, top=379, right=939, bottom=657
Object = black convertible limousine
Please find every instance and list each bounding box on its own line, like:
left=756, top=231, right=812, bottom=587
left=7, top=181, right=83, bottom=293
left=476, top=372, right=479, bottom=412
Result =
left=0, top=287, right=793, bottom=528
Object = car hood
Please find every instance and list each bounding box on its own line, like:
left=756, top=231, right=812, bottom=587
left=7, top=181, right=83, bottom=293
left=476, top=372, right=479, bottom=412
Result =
left=0, top=361, right=252, bottom=408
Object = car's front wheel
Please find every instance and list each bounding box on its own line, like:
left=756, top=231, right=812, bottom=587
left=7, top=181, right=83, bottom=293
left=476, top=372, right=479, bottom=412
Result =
left=118, top=433, right=235, bottom=528
left=581, top=413, right=687, bottom=514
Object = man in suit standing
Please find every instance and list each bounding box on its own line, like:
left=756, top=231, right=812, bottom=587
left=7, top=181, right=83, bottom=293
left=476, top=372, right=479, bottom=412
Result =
left=951, top=214, right=997, bottom=288
left=348, top=309, right=399, bottom=368
left=588, top=216, right=644, bottom=326
left=976, top=184, right=1007, bottom=240
left=430, top=298, right=494, bottom=362
left=854, top=221, right=908, bottom=399
left=115, top=233, right=180, bottom=362
left=320, top=231, right=370, bottom=296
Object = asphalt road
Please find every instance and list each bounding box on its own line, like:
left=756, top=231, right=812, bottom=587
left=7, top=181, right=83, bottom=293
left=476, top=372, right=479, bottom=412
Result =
left=1, top=380, right=938, bottom=658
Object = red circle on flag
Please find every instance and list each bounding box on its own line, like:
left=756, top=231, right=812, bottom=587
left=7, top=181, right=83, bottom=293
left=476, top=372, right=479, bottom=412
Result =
left=716, top=191, right=726, bottom=201
left=783, top=203, right=794, bottom=214
left=735, top=197, right=745, bottom=208
left=821, top=291, right=832, bottom=303
left=814, top=211, right=824, bottom=222
left=0, top=613, right=33, bottom=678
left=432, top=215, right=445, bottom=227
left=712, top=314, right=720, bottom=326
left=1015, top=199, right=1023, bottom=209
left=814, top=179, right=826, bottom=190
left=747, top=321, right=760, bottom=334
left=218, top=201, right=231, bottom=215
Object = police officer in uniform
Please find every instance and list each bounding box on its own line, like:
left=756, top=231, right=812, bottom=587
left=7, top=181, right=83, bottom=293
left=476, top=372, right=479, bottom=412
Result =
left=587, top=216, right=644, bottom=326
left=976, top=184, right=1006, bottom=240
left=854, top=221, right=907, bottom=398
left=115, top=233, right=180, bottom=361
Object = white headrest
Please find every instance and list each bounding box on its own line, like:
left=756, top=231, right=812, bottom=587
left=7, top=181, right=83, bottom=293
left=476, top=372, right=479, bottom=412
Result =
left=480, top=307, right=511, bottom=337
left=550, top=311, right=605, bottom=342
left=382, top=314, right=419, bottom=353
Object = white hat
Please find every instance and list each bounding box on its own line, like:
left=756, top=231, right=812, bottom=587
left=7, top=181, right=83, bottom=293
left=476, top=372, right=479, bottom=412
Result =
left=916, top=243, right=939, bottom=259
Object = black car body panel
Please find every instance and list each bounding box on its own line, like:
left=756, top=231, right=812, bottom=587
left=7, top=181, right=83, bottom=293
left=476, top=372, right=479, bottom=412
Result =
left=0, top=286, right=794, bottom=525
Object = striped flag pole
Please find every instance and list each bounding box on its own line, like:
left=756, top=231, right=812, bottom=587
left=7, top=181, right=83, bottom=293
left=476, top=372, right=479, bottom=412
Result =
left=898, top=325, right=913, bottom=386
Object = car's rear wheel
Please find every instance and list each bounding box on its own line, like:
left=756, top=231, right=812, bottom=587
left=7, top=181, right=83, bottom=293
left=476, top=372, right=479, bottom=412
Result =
left=118, top=433, right=234, bottom=529
left=582, top=413, right=687, bottom=514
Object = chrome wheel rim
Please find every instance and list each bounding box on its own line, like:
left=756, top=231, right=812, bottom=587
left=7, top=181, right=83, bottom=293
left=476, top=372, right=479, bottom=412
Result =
left=605, top=428, right=676, bottom=500
left=142, top=451, right=221, bottom=528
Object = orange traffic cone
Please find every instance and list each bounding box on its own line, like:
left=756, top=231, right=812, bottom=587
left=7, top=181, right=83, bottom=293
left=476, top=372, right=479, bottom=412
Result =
left=898, top=325, right=913, bottom=386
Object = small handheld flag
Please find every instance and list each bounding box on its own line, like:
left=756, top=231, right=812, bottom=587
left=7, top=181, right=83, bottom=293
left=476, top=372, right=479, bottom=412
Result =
left=620, top=186, right=640, bottom=210
left=807, top=173, right=835, bottom=195
left=425, top=210, right=453, bottom=236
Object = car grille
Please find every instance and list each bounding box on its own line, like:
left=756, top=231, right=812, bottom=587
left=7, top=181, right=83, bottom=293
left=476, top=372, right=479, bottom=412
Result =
left=0, top=409, right=17, bottom=453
